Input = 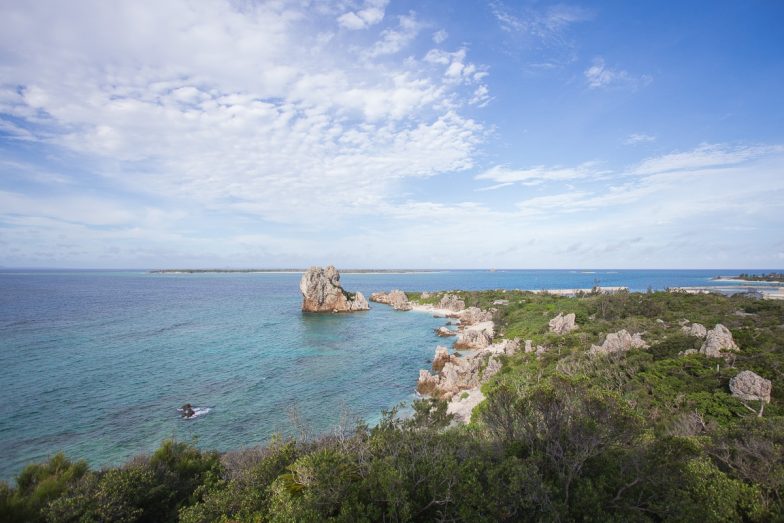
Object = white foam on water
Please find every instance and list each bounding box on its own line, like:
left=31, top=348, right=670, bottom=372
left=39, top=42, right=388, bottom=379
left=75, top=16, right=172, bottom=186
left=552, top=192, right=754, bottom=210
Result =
left=177, top=406, right=211, bottom=419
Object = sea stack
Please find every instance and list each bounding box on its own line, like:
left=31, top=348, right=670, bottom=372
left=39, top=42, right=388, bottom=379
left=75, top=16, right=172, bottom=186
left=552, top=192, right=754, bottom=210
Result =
left=299, top=265, right=369, bottom=313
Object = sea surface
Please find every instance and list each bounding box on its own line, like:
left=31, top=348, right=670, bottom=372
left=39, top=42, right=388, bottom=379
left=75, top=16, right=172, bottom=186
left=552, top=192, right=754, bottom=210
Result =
left=0, top=268, right=778, bottom=479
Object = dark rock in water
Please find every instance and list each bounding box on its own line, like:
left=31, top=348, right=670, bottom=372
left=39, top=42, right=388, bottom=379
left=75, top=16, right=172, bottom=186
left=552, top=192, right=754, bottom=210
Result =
left=181, top=403, right=195, bottom=418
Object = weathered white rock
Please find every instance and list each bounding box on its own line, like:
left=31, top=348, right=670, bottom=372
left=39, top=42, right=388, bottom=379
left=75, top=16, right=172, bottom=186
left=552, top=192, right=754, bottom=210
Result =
left=549, top=312, right=577, bottom=334
left=438, top=293, right=466, bottom=312
left=729, top=370, right=772, bottom=403
left=493, top=299, right=509, bottom=305
left=524, top=340, right=534, bottom=353
left=369, top=289, right=412, bottom=311
left=682, top=322, right=708, bottom=338
left=435, top=326, right=457, bottom=337
left=432, top=346, right=459, bottom=372
left=700, top=324, right=739, bottom=359
left=299, top=266, right=369, bottom=313
left=589, top=329, right=648, bottom=356
left=454, top=321, right=494, bottom=349
left=459, top=307, right=493, bottom=325
left=421, top=291, right=432, bottom=299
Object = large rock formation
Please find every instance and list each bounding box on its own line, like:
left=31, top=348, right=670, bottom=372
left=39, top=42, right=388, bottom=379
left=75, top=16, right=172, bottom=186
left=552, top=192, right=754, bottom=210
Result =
left=681, top=322, right=708, bottom=338
left=438, top=294, right=465, bottom=312
left=369, top=289, right=412, bottom=311
left=588, top=329, right=648, bottom=356
left=549, top=312, right=577, bottom=334
left=454, top=321, right=495, bottom=350
left=417, top=338, right=517, bottom=400
left=700, top=324, right=739, bottom=359
left=299, top=266, right=369, bottom=312
left=729, top=370, right=772, bottom=403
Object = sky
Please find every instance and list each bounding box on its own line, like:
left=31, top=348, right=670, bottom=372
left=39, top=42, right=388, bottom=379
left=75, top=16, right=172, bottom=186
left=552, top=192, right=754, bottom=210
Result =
left=0, top=0, right=783, bottom=269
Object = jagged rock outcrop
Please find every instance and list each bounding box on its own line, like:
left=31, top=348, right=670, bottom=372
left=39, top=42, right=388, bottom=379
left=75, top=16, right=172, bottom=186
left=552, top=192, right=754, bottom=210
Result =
left=432, top=346, right=459, bottom=372
left=454, top=321, right=494, bottom=350
left=438, top=294, right=465, bottom=312
left=299, top=266, right=369, bottom=312
left=417, top=339, right=517, bottom=400
left=729, top=370, right=772, bottom=403
left=459, top=307, right=493, bottom=326
left=549, top=312, right=577, bottom=334
left=435, top=326, right=457, bottom=337
left=369, top=289, right=412, bottom=311
left=682, top=322, right=708, bottom=338
left=700, top=324, right=739, bottom=359
left=589, top=329, right=648, bottom=356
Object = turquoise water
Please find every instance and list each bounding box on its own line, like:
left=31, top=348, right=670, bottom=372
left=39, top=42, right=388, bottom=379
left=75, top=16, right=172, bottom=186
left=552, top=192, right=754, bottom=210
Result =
left=0, top=268, right=777, bottom=479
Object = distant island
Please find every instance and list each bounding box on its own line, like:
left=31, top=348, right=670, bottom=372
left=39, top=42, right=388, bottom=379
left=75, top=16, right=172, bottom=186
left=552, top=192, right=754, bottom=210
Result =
left=149, top=268, right=440, bottom=274
left=714, top=272, right=784, bottom=283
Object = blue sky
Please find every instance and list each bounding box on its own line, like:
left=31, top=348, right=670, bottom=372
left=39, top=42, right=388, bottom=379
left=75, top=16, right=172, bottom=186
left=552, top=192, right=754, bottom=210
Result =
left=0, top=0, right=782, bottom=269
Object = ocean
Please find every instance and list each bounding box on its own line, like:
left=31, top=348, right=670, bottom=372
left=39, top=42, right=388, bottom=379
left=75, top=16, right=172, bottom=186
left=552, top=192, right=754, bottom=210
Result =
left=0, top=268, right=777, bottom=479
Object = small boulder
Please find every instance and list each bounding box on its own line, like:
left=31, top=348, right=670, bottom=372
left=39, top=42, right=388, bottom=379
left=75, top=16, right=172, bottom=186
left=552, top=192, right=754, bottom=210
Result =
left=729, top=370, right=772, bottom=403
left=524, top=340, right=533, bottom=353
left=589, top=329, right=648, bottom=356
left=181, top=403, right=195, bottom=418
left=549, top=312, right=577, bottom=334
left=435, top=326, right=457, bottom=337
left=682, top=322, right=708, bottom=338
left=700, top=324, right=739, bottom=359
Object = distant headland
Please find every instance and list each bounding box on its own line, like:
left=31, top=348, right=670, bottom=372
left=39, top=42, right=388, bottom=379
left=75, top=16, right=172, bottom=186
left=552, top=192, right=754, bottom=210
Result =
left=149, top=268, right=440, bottom=274
left=713, top=272, right=784, bottom=283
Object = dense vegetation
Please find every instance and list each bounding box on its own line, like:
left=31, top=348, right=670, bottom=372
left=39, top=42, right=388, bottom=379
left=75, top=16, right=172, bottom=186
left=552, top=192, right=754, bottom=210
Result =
left=2, top=291, right=783, bottom=521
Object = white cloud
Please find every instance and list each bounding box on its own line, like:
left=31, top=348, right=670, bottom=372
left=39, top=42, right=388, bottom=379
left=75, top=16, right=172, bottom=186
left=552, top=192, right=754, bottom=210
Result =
left=475, top=162, right=607, bottom=186
left=337, top=0, right=389, bottom=30
left=625, top=133, right=656, bottom=145
left=432, top=29, right=448, bottom=44
left=0, top=0, right=486, bottom=228
left=632, top=143, right=784, bottom=175
left=364, top=12, right=421, bottom=58
left=584, top=57, right=651, bottom=90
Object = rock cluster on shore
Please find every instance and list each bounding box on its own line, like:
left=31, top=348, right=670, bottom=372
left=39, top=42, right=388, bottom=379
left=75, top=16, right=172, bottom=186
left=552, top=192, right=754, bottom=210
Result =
left=417, top=338, right=519, bottom=401
left=299, top=266, right=369, bottom=313
left=369, top=289, right=412, bottom=311
left=438, top=293, right=465, bottom=312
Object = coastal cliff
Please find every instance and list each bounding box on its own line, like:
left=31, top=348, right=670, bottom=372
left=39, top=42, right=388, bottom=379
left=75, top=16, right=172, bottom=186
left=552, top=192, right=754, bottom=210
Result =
left=299, top=266, right=369, bottom=312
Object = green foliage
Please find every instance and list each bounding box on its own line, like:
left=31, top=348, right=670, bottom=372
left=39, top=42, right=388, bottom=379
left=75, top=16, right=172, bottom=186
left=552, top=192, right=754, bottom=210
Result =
left=3, top=291, right=783, bottom=521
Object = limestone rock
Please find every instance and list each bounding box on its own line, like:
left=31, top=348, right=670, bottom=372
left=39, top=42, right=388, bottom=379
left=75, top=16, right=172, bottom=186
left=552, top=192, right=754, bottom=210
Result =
left=435, top=326, right=457, bottom=337
left=454, top=321, right=494, bottom=349
left=459, top=307, right=493, bottom=326
left=729, top=370, right=772, bottom=403
left=589, top=329, right=648, bottom=356
left=493, top=299, right=509, bottom=305
left=432, top=346, right=459, bottom=372
left=438, top=293, right=465, bottom=312
left=700, top=324, right=739, bottom=359
left=299, top=266, right=369, bottom=312
left=421, top=291, right=431, bottom=299
left=682, top=322, right=708, bottom=338
left=549, top=312, right=577, bottom=334
left=524, top=340, right=534, bottom=353
left=418, top=338, right=509, bottom=400
left=369, top=289, right=412, bottom=311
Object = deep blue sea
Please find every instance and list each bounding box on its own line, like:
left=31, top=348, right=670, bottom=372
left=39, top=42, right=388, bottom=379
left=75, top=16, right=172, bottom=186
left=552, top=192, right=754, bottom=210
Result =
left=0, top=268, right=779, bottom=479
